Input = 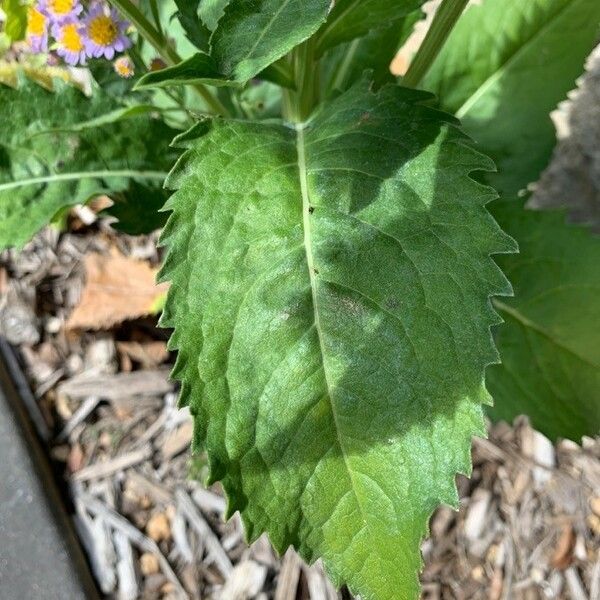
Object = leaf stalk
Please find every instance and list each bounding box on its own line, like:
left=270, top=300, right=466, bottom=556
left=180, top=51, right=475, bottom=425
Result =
left=403, top=0, right=469, bottom=88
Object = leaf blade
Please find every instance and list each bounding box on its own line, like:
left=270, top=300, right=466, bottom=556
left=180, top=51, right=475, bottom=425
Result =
left=160, top=79, right=513, bottom=599
left=0, top=77, right=177, bottom=248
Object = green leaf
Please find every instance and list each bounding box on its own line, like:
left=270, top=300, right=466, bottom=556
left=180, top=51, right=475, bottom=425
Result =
left=424, top=0, right=600, bottom=440
left=322, top=9, right=424, bottom=93
left=174, top=0, right=211, bottom=50
left=1, top=0, right=27, bottom=42
left=209, top=0, right=330, bottom=81
left=487, top=204, right=600, bottom=440
left=423, top=0, right=600, bottom=196
left=0, top=77, right=177, bottom=249
left=135, top=52, right=235, bottom=89
left=315, top=0, right=425, bottom=56
left=159, top=78, right=514, bottom=600
left=198, top=0, right=229, bottom=31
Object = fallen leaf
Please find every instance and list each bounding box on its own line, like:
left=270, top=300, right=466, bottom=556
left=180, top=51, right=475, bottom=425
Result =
left=67, top=249, right=168, bottom=330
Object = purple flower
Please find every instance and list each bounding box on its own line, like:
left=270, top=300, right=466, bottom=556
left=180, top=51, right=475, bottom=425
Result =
left=83, top=3, right=131, bottom=60
left=52, top=18, right=86, bottom=65
left=26, top=6, right=49, bottom=53
left=38, top=0, right=82, bottom=22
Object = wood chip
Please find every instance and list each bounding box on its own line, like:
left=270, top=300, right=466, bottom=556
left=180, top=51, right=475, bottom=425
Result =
left=176, top=488, right=233, bottom=577
left=275, top=549, right=302, bottom=600
left=140, top=552, right=160, bottom=576
left=304, top=561, right=338, bottom=600
left=72, top=445, right=153, bottom=482
left=80, top=493, right=188, bottom=598
left=58, top=368, right=172, bottom=401
left=146, top=512, right=171, bottom=543
left=464, top=489, right=491, bottom=542
left=220, top=560, right=268, bottom=600
left=551, top=525, right=575, bottom=569
left=161, top=421, right=194, bottom=459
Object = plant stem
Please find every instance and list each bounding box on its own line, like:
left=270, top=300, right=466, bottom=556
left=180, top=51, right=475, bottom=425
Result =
left=148, top=0, right=164, bottom=37
left=403, top=0, right=468, bottom=88
left=284, top=38, right=319, bottom=123
left=108, top=0, right=229, bottom=116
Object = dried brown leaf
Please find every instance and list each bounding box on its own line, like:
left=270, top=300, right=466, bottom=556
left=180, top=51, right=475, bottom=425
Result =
left=66, top=250, right=168, bottom=330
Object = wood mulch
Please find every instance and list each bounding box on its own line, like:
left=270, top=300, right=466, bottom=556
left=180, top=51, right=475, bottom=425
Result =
left=0, top=220, right=599, bottom=600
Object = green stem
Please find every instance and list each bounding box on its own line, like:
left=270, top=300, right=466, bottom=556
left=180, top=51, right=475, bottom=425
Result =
left=108, top=0, right=229, bottom=116
left=402, top=0, right=468, bottom=88
left=284, top=38, right=319, bottom=123
left=149, top=0, right=164, bottom=36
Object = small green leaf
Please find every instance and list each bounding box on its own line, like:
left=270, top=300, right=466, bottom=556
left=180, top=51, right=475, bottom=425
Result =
left=487, top=203, right=600, bottom=440
left=160, top=78, right=513, bottom=600
left=135, top=53, right=235, bottom=89
left=315, top=0, right=425, bottom=56
left=423, top=0, right=600, bottom=197
left=210, top=0, right=330, bottom=81
left=0, top=77, right=177, bottom=249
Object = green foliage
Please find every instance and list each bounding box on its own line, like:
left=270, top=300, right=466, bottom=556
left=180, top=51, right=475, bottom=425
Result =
left=1, top=0, right=27, bottom=42
left=424, top=0, right=600, bottom=440
left=424, top=0, right=600, bottom=197
left=487, top=205, right=600, bottom=440
left=0, top=77, right=177, bottom=248
left=173, top=0, right=211, bottom=50
left=8, top=0, right=600, bottom=596
left=159, top=79, right=514, bottom=600
left=314, top=0, right=426, bottom=55
left=322, top=9, right=424, bottom=93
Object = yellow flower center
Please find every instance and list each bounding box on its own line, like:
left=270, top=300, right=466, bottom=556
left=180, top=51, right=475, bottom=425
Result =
left=27, top=7, right=46, bottom=37
left=88, top=15, right=118, bottom=46
left=114, top=58, right=134, bottom=78
left=61, top=23, right=83, bottom=52
left=49, top=0, right=76, bottom=15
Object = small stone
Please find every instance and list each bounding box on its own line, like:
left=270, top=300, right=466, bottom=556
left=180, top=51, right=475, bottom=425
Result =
left=146, top=512, right=171, bottom=542
left=140, top=553, right=160, bottom=576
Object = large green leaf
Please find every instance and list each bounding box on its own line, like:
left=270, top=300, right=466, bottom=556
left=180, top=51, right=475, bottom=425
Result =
left=424, top=0, right=600, bottom=440
left=487, top=205, right=600, bottom=440
left=0, top=77, right=177, bottom=248
left=159, top=79, right=513, bottom=599
left=314, top=0, right=425, bottom=56
left=423, top=0, right=600, bottom=197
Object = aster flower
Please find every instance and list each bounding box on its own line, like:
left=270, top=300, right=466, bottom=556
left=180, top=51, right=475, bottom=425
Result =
left=52, top=18, right=86, bottom=65
left=83, top=3, right=131, bottom=60
left=38, top=0, right=83, bottom=22
left=26, top=6, right=49, bottom=53
left=113, top=56, right=135, bottom=78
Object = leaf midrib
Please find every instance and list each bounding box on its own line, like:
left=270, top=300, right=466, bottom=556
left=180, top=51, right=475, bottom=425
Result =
left=493, top=298, right=599, bottom=369
left=294, top=122, right=369, bottom=527
left=0, top=169, right=168, bottom=192
left=456, top=0, right=575, bottom=119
